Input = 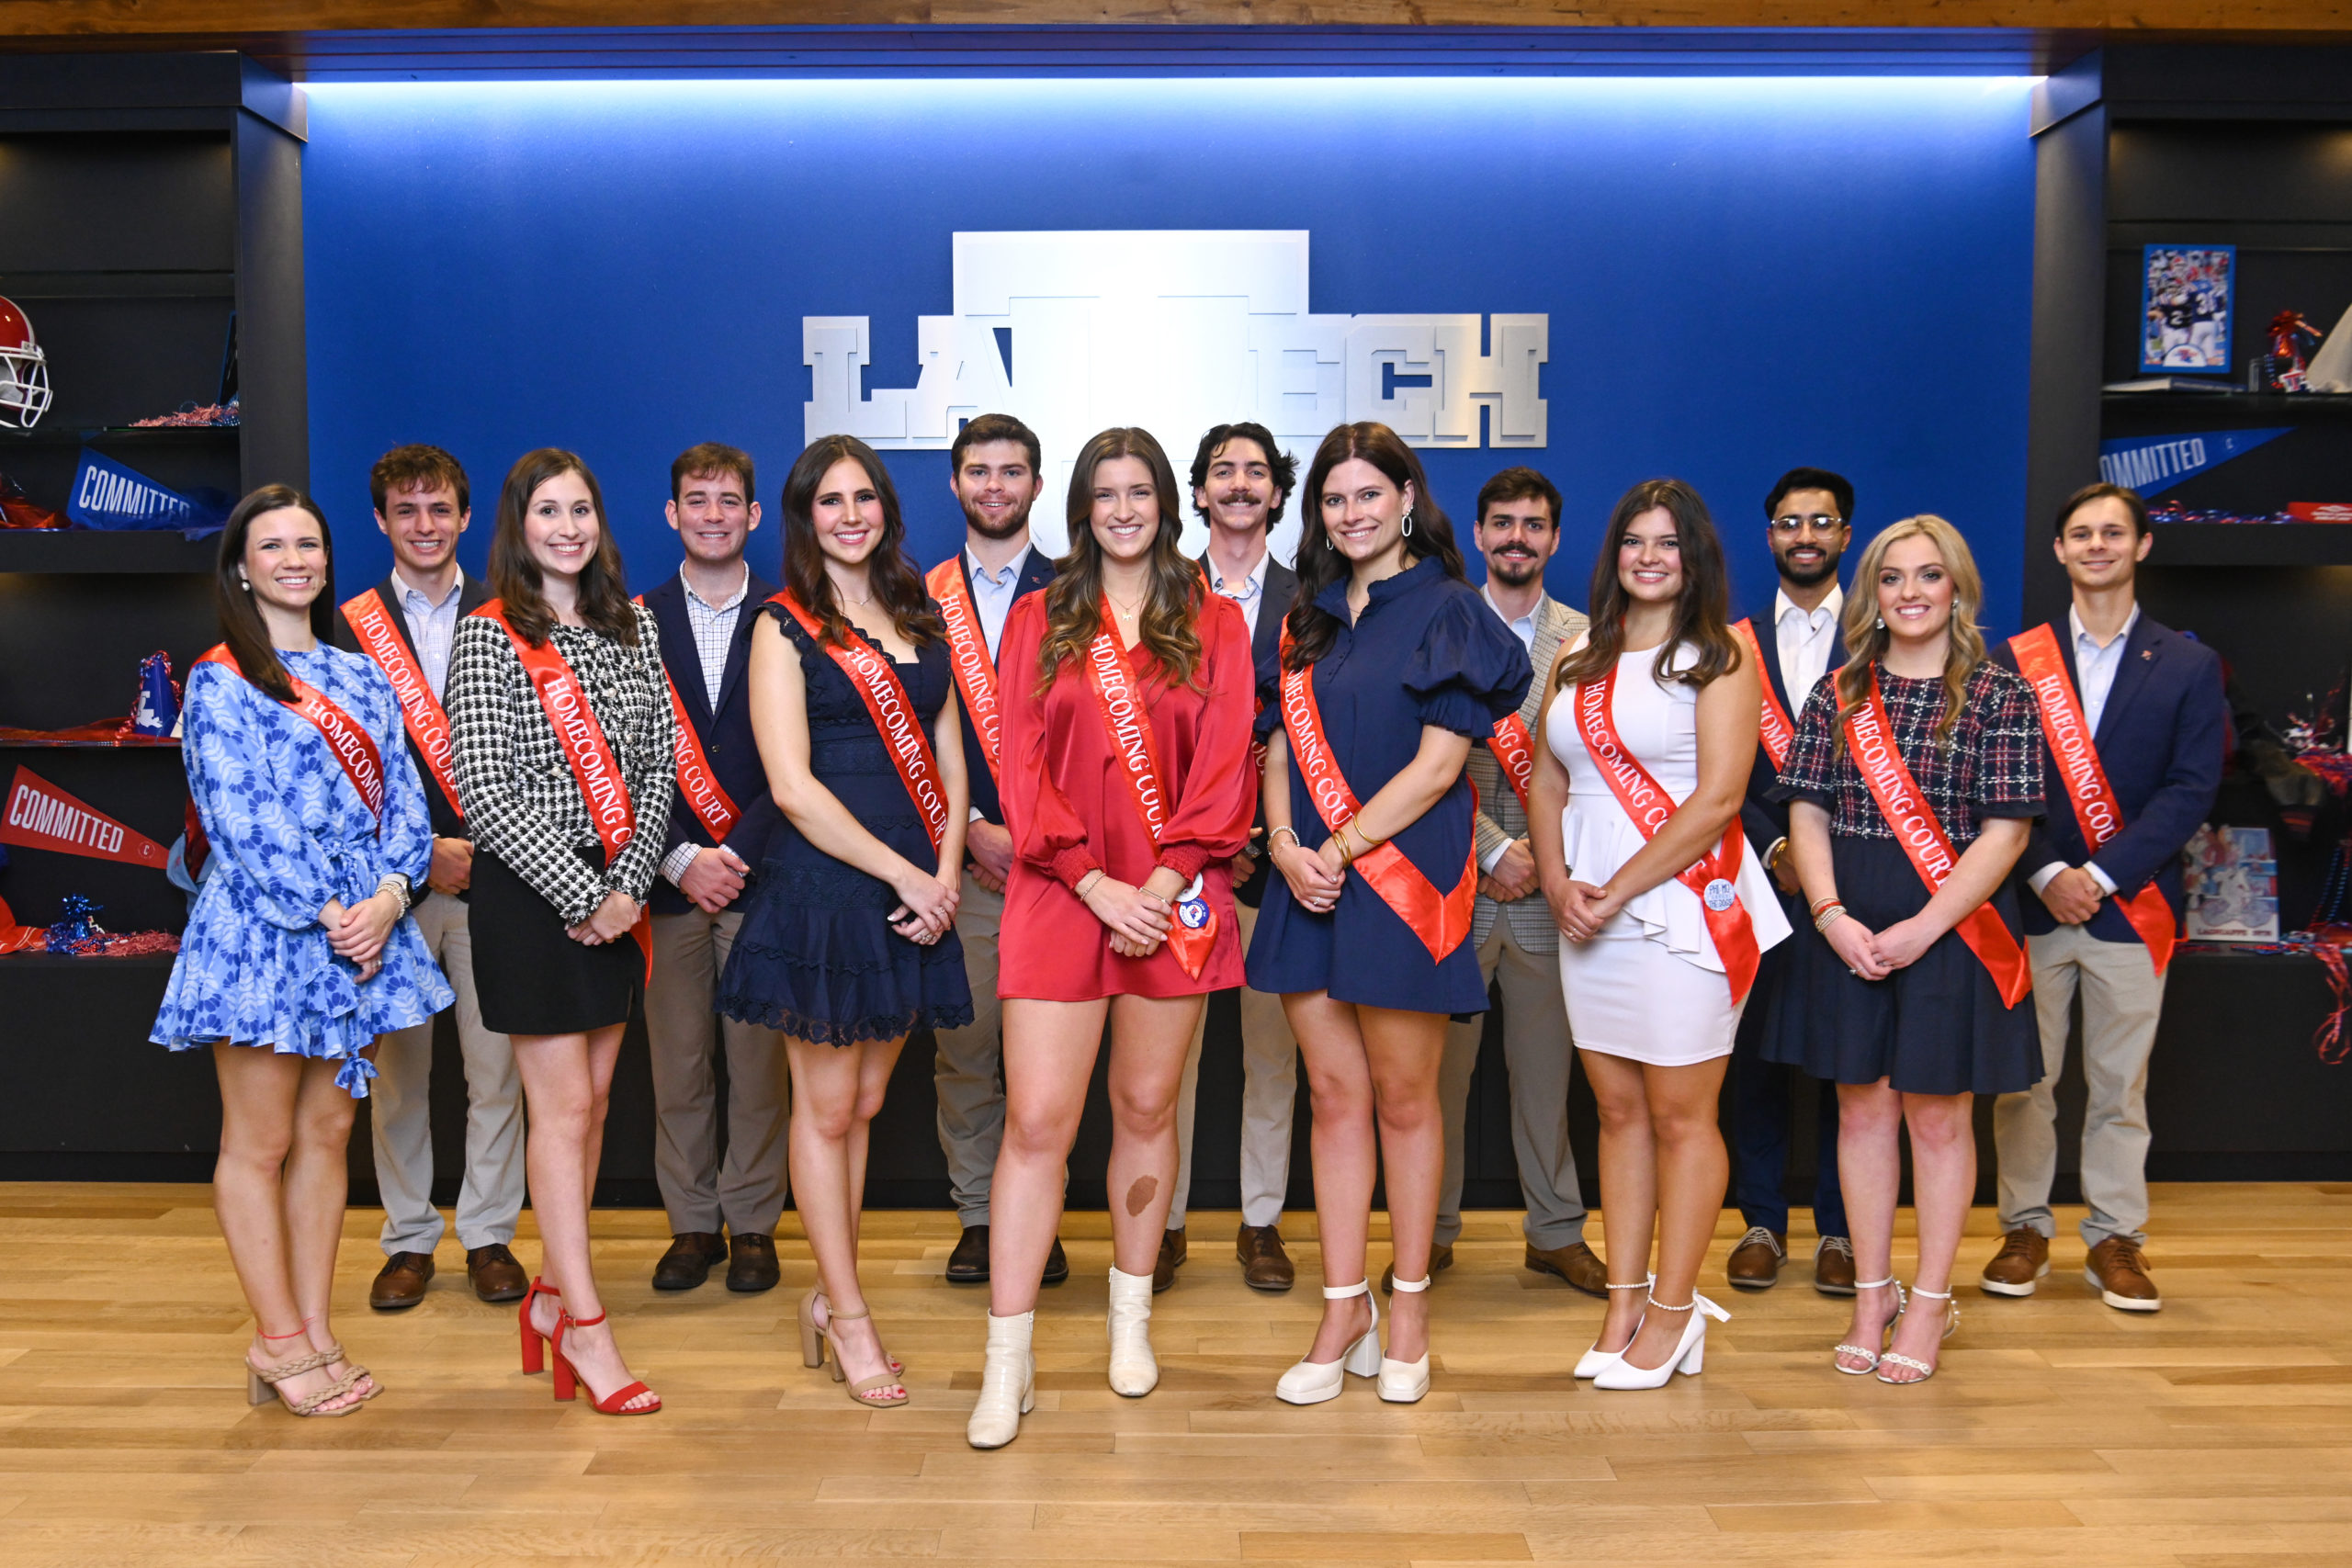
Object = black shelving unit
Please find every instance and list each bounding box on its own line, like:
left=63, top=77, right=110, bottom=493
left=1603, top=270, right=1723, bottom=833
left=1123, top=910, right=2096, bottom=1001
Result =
left=0, top=57, right=308, bottom=1174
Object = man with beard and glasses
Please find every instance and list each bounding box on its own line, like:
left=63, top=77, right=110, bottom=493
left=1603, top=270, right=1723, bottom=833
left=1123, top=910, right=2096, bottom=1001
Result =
left=1163, top=422, right=1304, bottom=1293
left=1404, top=466, right=1604, bottom=1297
left=1724, top=466, right=1855, bottom=1295
left=925, top=413, right=1068, bottom=1289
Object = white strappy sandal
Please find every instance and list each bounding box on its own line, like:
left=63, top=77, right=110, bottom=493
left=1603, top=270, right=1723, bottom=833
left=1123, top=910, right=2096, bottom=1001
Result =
left=1876, top=1285, right=1958, bottom=1385
left=1834, top=1276, right=1906, bottom=1375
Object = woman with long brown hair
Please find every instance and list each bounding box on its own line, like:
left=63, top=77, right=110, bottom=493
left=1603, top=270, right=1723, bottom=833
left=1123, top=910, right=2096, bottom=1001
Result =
left=447, top=448, right=675, bottom=1416
left=715, top=434, right=972, bottom=1410
left=965, top=426, right=1257, bottom=1450
left=153, top=484, right=451, bottom=1417
left=1765, top=515, right=2041, bottom=1385
left=1525, top=479, right=1789, bottom=1391
left=1246, top=422, right=1531, bottom=1409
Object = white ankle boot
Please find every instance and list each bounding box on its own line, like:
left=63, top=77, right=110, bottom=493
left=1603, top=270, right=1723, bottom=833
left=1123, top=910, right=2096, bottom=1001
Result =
left=1105, top=1266, right=1159, bottom=1397
left=967, top=1310, right=1035, bottom=1450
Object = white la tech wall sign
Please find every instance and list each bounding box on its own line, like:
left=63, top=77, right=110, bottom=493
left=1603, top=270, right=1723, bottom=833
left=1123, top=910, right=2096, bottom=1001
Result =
left=804, top=230, right=1549, bottom=557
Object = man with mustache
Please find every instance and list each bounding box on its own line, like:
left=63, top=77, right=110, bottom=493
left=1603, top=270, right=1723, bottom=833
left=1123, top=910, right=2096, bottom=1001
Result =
left=1165, top=422, right=1304, bottom=1292
left=1411, top=466, right=1605, bottom=1298
left=641, top=443, right=793, bottom=1293
left=1724, top=467, right=1854, bottom=1294
left=334, top=445, right=527, bottom=1311
left=927, top=413, right=1068, bottom=1288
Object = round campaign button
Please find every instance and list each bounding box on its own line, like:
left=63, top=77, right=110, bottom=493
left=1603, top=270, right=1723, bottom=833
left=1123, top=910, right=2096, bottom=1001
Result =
left=1178, top=874, right=1211, bottom=930
left=1703, top=878, right=1736, bottom=912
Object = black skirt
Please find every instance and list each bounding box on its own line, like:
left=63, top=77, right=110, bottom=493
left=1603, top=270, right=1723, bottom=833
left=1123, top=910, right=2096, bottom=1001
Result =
left=469, top=847, right=644, bottom=1036
left=1760, top=834, right=2041, bottom=1097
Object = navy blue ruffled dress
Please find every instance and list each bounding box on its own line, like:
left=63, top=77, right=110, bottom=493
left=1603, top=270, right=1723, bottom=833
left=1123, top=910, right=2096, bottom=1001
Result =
left=1244, top=558, right=1532, bottom=1015
left=715, top=606, right=974, bottom=1046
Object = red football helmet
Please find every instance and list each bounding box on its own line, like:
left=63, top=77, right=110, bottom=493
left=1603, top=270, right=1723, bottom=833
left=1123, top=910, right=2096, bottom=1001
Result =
left=0, top=297, right=51, bottom=429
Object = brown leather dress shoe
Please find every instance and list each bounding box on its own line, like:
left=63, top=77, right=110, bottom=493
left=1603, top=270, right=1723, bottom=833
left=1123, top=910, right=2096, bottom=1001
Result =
left=1813, top=1235, right=1857, bottom=1296
left=369, top=1250, right=435, bottom=1311
left=1153, top=1227, right=1187, bottom=1293
left=652, top=1232, right=728, bottom=1292
left=2086, top=1236, right=2161, bottom=1312
left=1382, top=1241, right=1453, bottom=1293
left=1978, top=1226, right=2051, bottom=1297
left=1237, top=1224, right=1295, bottom=1292
left=946, top=1224, right=989, bottom=1283
left=1523, top=1239, right=1608, bottom=1297
left=1042, top=1235, right=1070, bottom=1285
left=727, top=1232, right=782, bottom=1293
left=465, top=1243, right=528, bottom=1303
left=1726, top=1226, right=1788, bottom=1290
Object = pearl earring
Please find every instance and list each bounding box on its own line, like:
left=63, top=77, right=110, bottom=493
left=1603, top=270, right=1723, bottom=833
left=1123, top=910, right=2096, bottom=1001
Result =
left=1875, top=614, right=1885, bottom=629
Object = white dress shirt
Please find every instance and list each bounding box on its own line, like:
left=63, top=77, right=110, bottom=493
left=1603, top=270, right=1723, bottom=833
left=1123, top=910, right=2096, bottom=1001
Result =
left=2028, top=602, right=2141, bottom=897
left=1773, top=581, right=1843, bottom=715
left=967, top=542, right=1034, bottom=660
left=1209, top=547, right=1271, bottom=638
left=392, top=567, right=467, bottom=700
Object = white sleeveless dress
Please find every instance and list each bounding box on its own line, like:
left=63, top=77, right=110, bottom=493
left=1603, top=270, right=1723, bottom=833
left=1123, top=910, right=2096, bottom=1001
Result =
left=1547, top=643, right=1791, bottom=1065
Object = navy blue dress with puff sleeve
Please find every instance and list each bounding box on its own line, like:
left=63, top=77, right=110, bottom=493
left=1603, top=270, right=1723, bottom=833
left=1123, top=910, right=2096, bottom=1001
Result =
left=1244, top=557, right=1532, bottom=1015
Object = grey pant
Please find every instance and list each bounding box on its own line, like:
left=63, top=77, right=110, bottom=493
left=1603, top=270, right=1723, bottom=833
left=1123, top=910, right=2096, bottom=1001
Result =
left=647, top=908, right=790, bottom=1237
left=369, top=891, right=526, bottom=1255
left=933, top=879, right=1007, bottom=1226
left=1171, top=901, right=1298, bottom=1230
left=1996, top=923, right=2167, bottom=1248
left=1435, top=919, right=1589, bottom=1249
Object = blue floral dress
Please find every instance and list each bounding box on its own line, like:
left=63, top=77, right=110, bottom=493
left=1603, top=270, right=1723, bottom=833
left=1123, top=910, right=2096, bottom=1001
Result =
left=152, top=646, right=453, bottom=1096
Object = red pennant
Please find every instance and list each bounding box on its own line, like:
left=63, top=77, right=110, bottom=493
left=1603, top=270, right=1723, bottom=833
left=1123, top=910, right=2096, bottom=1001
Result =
left=0, top=766, right=170, bottom=869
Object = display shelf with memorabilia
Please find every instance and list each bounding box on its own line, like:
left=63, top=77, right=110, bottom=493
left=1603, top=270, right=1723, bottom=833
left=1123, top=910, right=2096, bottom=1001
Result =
left=0, top=53, right=308, bottom=1172
left=2025, top=47, right=2352, bottom=1178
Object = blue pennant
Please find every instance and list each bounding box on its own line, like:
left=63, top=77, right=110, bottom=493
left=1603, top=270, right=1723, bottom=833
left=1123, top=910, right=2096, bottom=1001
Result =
left=2097, top=428, right=2291, bottom=498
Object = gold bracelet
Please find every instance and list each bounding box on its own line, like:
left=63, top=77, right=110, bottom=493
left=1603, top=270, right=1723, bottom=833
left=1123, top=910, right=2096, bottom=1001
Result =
left=1075, top=869, right=1105, bottom=900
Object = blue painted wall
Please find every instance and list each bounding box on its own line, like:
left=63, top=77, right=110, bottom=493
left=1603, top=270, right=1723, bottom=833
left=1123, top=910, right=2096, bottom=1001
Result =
left=303, top=75, right=2036, bottom=630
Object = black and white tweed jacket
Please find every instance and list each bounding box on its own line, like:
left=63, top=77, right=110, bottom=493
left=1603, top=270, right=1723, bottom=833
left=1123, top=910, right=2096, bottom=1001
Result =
left=446, top=603, right=676, bottom=925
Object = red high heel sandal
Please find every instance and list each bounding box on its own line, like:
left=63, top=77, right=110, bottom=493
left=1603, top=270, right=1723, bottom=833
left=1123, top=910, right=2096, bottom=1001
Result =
left=517, top=1276, right=561, bottom=1375
left=549, top=1309, right=661, bottom=1416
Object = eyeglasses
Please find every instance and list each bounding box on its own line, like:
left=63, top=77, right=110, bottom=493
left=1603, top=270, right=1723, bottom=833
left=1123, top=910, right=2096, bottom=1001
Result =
left=1770, top=514, right=1846, bottom=536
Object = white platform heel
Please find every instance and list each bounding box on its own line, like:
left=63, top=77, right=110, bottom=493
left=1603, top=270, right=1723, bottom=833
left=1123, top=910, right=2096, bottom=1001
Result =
left=1591, top=1291, right=1729, bottom=1391
left=1275, top=1280, right=1381, bottom=1405
left=1576, top=1275, right=1653, bottom=1380
left=1105, top=1266, right=1159, bottom=1397
left=1377, top=1274, right=1431, bottom=1403
left=966, top=1311, right=1035, bottom=1450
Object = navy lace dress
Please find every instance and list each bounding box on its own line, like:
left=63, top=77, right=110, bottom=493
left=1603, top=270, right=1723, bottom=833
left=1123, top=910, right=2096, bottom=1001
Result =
left=716, top=605, right=974, bottom=1046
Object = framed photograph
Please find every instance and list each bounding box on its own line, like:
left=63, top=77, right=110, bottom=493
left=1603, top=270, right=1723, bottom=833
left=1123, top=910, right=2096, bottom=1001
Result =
left=2140, top=244, right=2235, bottom=374
left=2185, top=825, right=2279, bottom=942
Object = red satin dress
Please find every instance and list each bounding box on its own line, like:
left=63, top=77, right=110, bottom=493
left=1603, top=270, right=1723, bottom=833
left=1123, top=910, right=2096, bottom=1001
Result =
left=996, top=590, right=1259, bottom=1001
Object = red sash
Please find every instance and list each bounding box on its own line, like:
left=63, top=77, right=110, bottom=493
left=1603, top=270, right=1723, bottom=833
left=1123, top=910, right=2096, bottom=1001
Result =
left=1570, top=663, right=1761, bottom=1004
left=1731, top=618, right=1797, bottom=772
left=630, top=595, right=741, bottom=842
left=473, top=602, right=650, bottom=973
left=2008, top=624, right=2177, bottom=974
left=1843, top=674, right=2032, bottom=1008
left=1277, top=630, right=1475, bottom=964
left=1487, top=713, right=1536, bottom=815
left=771, top=592, right=949, bottom=853
left=926, top=558, right=1003, bottom=792
left=197, top=646, right=385, bottom=834
left=1082, top=607, right=1217, bottom=978
left=340, top=589, right=463, bottom=821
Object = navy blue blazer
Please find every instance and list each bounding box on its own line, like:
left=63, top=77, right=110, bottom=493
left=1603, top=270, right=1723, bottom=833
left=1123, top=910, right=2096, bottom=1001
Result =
left=1996, top=612, right=2225, bottom=946
left=1740, top=604, right=1847, bottom=864
left=642, top=570, right=785, bottom=918
left=938, top=543, right=1058, bottom=834
left=1201, top=552, right=1298, bottom=908
left=330, top=570, right=492, bottom=846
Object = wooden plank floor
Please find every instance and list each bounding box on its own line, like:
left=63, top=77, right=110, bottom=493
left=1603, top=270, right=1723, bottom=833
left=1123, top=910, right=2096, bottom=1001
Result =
left=0, top=1182, right=2346, bottom=1566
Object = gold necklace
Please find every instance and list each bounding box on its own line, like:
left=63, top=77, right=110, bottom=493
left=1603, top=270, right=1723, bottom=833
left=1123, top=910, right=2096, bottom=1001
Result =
left=1105, top=587, right=1145, bottom=618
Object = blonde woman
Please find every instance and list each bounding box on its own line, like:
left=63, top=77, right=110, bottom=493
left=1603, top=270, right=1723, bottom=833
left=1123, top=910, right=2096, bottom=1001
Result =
left=1764, top=515, right=2042, bottom=1386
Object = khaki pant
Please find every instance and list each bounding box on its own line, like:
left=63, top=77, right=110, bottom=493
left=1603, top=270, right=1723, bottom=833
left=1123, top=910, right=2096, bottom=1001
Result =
left=369, top=892, right=526, bottom=1255
left=1172, top=901, right=1299, bottom=1230
left=1435, top=919, right=1589, bottom=1250
left=933, top=879, right=1008, bottom=1225
left=647, top=908, right=790, bottom=1237
left=1996, top=923, right=2167, bottom=1248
